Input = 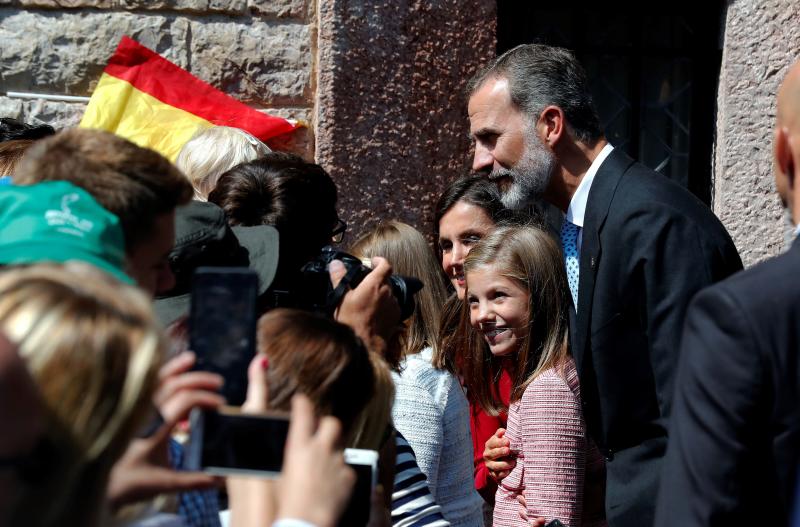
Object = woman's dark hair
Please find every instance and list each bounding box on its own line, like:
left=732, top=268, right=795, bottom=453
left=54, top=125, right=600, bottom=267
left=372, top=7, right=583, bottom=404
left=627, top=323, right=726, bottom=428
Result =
left=208, top=152, right=338, bottom=272
left=0, top=118, right=55, bottom=143
left=433, top=175, right=505, bottom=243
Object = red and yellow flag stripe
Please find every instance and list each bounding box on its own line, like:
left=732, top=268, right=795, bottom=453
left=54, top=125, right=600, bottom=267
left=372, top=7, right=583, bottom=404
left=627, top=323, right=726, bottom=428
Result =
left=81, top=36, right=297, bottom=161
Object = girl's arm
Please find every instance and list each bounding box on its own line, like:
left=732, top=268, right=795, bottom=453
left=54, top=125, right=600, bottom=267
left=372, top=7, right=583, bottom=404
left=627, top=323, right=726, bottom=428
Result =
left=521, top=370, right=586, bottom=527
left=492, top=403, right=524, bottom=527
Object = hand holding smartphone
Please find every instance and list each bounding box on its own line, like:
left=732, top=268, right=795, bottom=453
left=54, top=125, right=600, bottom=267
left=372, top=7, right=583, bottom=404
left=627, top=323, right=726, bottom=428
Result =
left=189, top=267, right=258, bottom=406
left=188, top=406, right=379, bottom=526
left=185, top=406, right=290, bottom=478
left=338, top=449, right=379, bottom=527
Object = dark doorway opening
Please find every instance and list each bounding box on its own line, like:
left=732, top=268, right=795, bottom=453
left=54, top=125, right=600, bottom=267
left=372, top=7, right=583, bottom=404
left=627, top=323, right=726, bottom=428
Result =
left=497, top=1, right=725, bottom=204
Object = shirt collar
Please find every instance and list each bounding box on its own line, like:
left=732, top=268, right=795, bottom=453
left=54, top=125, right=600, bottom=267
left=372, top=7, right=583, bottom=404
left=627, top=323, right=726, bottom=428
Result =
left=565, top=143, right=615, bottom=228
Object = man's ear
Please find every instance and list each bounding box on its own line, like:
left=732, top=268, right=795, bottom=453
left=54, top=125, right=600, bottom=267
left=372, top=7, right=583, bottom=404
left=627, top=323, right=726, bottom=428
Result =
left=538, top=106, right=566, bottom=147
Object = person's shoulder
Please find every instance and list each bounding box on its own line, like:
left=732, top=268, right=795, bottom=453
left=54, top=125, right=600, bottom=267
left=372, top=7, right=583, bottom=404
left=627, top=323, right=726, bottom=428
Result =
left=696, top=243, right=800, bottom=308
left=401, top=348, right=445, bottom=382
left=396, top=348, right=456, bottom=402
left=517, top=364, right=583, bottom=424
left=600, top=157, right=734, bottom=247
left=598, top=150, right=705, bottom=212
left=617, top=167, right=705, bottom=213
left=521, top=366, right=577, bottom=404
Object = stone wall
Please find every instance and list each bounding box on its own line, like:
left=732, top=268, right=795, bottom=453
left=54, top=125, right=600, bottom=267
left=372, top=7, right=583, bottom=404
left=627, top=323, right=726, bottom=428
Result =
left=1, top=0, right=496, bottom=242
left=713, top=0, right=800, bottom=265
left=0, top=0, right=315, bottom=156
left=316, top=0, right=496, bottom=240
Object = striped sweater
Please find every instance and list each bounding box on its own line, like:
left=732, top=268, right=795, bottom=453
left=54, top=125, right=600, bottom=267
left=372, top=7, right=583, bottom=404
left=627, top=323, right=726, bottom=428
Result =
left=392, top=431, right=451, bottom=526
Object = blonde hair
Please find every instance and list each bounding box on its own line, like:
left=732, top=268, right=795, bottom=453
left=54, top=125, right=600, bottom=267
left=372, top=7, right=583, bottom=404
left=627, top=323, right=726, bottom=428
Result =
left=349, top=353, right=395, bottom=450
left=176, top=126, right=271, bottom=200
left=461, top=226, right=570, bottom=414
left=349, top=221, right=449, bottom=364
left=0, top=262, right=165, bottom=526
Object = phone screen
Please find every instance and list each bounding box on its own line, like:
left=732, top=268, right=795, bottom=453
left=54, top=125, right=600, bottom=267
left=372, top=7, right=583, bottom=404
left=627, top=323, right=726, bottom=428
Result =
left=338, top=449, right=378, bottom=527
left=187, top=408, right=290, bottom=478
left=189, top=267, right=258, bottom=406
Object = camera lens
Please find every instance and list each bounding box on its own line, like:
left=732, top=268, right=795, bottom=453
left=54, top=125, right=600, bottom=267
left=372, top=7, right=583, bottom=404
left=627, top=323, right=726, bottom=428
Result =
left=389, top=275, right=423, bottom=321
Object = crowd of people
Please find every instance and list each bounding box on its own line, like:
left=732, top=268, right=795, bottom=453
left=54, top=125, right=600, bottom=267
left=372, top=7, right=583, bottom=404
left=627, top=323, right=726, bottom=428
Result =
left=0, top=42, right=798, bottom=527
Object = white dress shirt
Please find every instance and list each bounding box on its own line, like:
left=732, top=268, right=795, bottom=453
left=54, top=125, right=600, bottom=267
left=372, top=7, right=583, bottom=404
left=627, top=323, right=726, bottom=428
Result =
left=564, top=143, right=615, bottom=253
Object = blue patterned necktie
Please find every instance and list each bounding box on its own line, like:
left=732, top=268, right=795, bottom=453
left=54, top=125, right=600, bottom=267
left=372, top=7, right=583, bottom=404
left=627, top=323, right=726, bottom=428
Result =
left=561, top=220, right=580, bottom=309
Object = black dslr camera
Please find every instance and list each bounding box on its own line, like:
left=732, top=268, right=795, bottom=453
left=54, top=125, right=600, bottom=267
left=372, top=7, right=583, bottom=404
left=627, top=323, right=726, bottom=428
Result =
left=290, top=246, right=423, bottom=320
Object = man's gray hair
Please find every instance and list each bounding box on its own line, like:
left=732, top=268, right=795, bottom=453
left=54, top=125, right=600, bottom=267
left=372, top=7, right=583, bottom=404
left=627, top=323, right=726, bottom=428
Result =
left=467, top=44, right=603, bottom=143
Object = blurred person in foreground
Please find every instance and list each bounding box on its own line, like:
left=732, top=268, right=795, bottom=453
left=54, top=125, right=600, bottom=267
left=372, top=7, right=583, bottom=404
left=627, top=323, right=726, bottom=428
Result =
left=655, top=59, right=800, bottom=527
left=0, top=263, right=166, bottom=526
left=0, top=181, right=227, bottom=525
left=13, top=128, right=193, bottom=295
left=226, top=308, right=389, bottom=527
left=0, top=332, right=49, bottom=527
left=175, top=126, right=271, bottom=201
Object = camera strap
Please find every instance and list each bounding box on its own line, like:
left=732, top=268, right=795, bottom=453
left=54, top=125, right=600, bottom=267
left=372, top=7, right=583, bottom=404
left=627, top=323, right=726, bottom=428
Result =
left=326, top=263, right=363, bottom=314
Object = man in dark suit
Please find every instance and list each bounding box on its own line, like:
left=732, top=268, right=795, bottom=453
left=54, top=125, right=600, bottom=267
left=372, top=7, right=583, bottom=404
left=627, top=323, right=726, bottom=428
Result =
left=655, top=61, right=800, bottom=527
left=467, top=44, right=742, bottom=527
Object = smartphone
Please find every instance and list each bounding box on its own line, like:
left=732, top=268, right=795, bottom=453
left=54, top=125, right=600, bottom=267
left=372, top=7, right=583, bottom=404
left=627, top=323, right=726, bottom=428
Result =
left=189, top=267, right=258, bottom=406
left=185, top=406, right=290, bottom=478
left=544, top=520, right=565, bottom=527
left=338, top=448, right=379, bottom=527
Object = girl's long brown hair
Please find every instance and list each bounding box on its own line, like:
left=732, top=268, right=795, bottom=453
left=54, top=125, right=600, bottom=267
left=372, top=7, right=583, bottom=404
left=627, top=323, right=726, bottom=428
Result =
left=350, top=221, right=450, bottom=365
left=461, top=225, right=570, bottom=415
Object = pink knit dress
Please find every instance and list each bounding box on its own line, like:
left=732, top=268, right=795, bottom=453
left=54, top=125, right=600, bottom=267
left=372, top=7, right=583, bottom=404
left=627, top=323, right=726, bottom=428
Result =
left=492, top=358, right=607, bottom=527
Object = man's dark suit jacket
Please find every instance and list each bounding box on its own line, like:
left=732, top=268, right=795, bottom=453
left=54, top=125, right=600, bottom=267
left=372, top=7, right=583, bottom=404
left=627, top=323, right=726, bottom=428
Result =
left=654, top=238, right=800, bottom=526
left=571, top=148, right=742, bottom=527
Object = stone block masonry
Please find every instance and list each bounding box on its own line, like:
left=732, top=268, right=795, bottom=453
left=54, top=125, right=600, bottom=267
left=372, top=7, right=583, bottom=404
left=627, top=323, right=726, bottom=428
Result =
left=713, top=0, right=800, bottom=265
left=316, top=0, right=496, bottom=240
left=0, top=0, right=314, bottom=158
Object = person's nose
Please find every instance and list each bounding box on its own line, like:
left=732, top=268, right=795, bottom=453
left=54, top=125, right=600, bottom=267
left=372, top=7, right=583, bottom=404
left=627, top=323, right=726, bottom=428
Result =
left=475, top=300, right=494, bottom=325
left=451, top=242, right=466, bottom=268
left=472, top=143, right=493, bottom=172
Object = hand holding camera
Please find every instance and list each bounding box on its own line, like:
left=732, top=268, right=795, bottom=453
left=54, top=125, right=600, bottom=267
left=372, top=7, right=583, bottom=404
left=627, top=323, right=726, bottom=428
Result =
left=328, top=256, right=402, bottom=355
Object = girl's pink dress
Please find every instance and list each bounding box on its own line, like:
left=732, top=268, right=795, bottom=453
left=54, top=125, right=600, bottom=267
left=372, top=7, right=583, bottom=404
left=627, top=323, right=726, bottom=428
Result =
left=492, top=358, right=607, bottom=527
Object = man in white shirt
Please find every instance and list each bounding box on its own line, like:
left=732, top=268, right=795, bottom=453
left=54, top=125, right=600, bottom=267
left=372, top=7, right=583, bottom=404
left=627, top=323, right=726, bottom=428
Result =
left=467, top=44, right=742, bottom=527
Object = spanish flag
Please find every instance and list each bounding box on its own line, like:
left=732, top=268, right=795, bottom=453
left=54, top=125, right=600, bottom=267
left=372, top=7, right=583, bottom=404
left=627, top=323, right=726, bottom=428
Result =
left=80, top=36, right=297, bottom=161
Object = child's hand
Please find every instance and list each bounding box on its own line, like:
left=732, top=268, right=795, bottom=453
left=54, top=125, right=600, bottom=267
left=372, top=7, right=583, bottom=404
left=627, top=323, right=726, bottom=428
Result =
left=484, top=427, right=516, bottom=482
left=516, top=494, right=547, bottom=526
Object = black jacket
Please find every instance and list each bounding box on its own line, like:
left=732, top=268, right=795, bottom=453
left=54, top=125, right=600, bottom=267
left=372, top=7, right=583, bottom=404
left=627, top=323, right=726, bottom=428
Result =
left=655, top=238, right=800, bottom=526
left=571, top=148, right=742, bottom=527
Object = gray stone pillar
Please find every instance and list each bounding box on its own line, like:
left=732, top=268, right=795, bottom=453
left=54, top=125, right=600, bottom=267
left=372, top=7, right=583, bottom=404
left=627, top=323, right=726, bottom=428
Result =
left=713, top=0, right=800, bottom=265
left=315, top=0, right=496, bottom=240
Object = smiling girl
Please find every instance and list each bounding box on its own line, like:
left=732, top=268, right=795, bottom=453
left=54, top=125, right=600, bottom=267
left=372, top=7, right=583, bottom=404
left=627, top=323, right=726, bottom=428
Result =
left=461, top=226, right=606, bottom=527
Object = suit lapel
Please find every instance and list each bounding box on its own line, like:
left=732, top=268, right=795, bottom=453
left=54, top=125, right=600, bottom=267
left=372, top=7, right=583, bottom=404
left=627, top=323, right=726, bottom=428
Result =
left=573, top=148, right=635, bottom=373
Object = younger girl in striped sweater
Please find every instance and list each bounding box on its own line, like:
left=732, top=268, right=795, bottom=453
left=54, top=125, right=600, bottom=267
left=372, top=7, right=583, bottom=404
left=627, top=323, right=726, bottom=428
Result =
left=462, top=226, right=606, bottom=527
